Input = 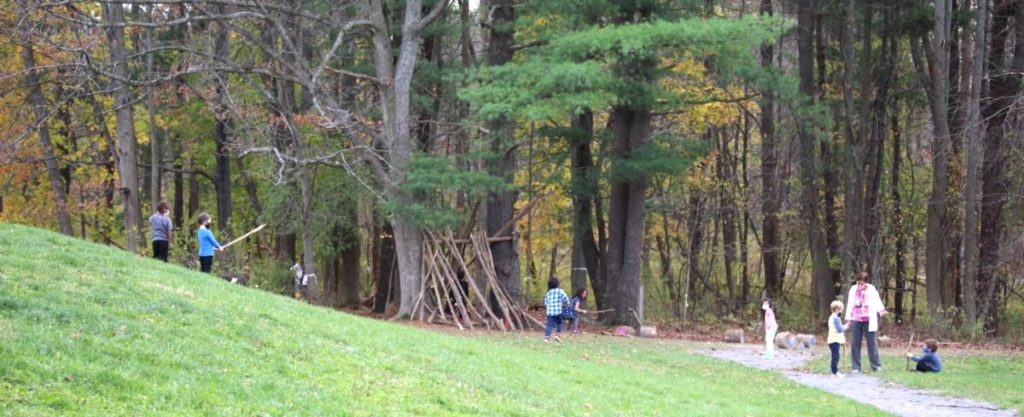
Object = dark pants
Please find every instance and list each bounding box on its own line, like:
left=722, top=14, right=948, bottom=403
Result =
left=544, top=315, right=563, bottom=338
left=915, top=361, right=937, bottom=373
left=851, top=320, right=881, bottom=371
left=567, top=317, right=579, bottom=333
left=152, top=240, right=169, bottom=262
left=199, top=255, right=214, bottom=273
left=829, top=343, right=841, bottom=374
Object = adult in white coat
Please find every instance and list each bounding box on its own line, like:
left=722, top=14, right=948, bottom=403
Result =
left=845, top=272, right=888, bottom=372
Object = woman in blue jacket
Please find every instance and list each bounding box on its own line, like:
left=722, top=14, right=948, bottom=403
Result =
left=196, top=213, right=222, bottom=273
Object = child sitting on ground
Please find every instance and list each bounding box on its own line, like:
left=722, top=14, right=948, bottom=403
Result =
left=543, top=277, right=569, bottom=343
left=827, top=300, right=850, bottom=378
left=907, top=339, right=943, bottom=373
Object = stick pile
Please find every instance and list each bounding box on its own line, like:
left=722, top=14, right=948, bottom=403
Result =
left=411, top=230, right=531, bottom=331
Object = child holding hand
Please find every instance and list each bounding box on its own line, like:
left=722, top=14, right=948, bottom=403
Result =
left=827, top=300, right=850, bottom=378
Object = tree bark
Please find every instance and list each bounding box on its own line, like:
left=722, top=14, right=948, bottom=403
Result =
left=570, top=110, right=606, bottom=310
left=961, top=0, right=989, bottom=327
left=103, top=1, right=144, bottom=252
left=145, top=5, right=161, bottom=211
left=373, top=222, right=396, bottom=314
left=797, top=0, right=833, bottom=322
left=17, top=1, right=74, bottom=237
left=340, top=207, right=363, bottom=308
left=367, top=0, right=439, bottom=319
left=977, top=0, right=1023, bottom=333
left=759, top=0, right=783, bottom=300
left=607, top=106, right=652, bottom=325
left=918, top=0, right=953, bottom=317
left=298, top=167, right=319, bottom=303
left=213, top=4, right=233, bottom=233
left=484, top=0, right=522, bottom=307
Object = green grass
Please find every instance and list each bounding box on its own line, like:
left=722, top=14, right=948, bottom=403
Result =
left=0, top=222, right=889, bottom=416
left=808, top=348, right=1023, bottom=411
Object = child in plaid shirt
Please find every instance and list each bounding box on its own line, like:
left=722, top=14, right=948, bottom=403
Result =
left=543, top=277, right=569, bottom=342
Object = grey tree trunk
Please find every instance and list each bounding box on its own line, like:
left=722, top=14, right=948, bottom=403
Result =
left=925, top=0, right=953, bottom=317
left=103, top=2, right=144, bottom=252
left=961, top=0, right=989, bottom=327
left=145, top=5, right=161, bottom=211
left=368, top=0, right=443, bottom=318
left=298, top=168, right=319, bottom=303
left=17, top=1, right=73, bottom=237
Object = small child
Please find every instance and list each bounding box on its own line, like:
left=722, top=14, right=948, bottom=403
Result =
left=827, top=300, right=849, bottom=378
left=543, top=277, right=569, bottom=342
left=763, top=298, right=777, bottom=358
left=907, top=339, right=943, bottom=373
left=565, top=288, right=589, bottom=334
left=196, top=213, right=223, bottom=273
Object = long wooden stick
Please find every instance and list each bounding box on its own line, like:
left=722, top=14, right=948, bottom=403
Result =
left=219, top=224, right=266, bottom=250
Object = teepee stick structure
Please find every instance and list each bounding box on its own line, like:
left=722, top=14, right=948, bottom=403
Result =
left=411, top=229, right=532, bottom=331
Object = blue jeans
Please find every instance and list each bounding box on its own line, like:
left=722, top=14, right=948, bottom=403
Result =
left=829, top=343, right=841, bottom=374
left=545, top=315, right=563, bottom=338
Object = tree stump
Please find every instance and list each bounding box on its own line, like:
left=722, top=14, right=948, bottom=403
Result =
left=724, top=328, right=745, bottom=343
left=613, top=325, right=636, bottom=337
left=795, top=334, right=816, bottom=349
left=878, top=335, right=892, bottom=348
left=639, top=326, right=657, bottom=338
left=774, top=331, right=799, bottom=349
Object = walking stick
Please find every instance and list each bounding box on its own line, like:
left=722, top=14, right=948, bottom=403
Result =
left=219, top=224, right=267, bottom=250
left=905, top=333, right=915, bottom=372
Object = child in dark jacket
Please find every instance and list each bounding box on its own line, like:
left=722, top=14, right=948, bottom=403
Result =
left=907, top=339, right=943, bottom=373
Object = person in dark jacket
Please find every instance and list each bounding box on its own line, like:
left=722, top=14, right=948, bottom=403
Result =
left=907, top=339, right=943, bottom=373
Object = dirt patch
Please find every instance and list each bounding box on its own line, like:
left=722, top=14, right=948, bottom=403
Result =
left=705, top=345, right=1019, bottom=417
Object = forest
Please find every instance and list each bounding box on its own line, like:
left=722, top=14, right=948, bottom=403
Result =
left=2, top=0, right=1023, bottom=341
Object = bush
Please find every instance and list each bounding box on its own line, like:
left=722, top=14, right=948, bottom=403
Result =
left=249, top=258, right=295, bottom=296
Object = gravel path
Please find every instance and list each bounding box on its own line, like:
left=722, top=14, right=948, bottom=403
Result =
left=705, top=345, right=1019, bottom=417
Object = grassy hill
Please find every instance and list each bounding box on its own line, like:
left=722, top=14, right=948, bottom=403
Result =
left=0, top=223, right=887, bottom=416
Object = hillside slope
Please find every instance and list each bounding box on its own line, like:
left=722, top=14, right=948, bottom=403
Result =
left=0, top=223, right=887, bottom=416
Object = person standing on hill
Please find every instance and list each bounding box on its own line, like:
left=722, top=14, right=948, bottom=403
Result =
left=149, top=201, right=172, bottom=262
left=196, top=213, right=222, bottom=273
left=845, top=272, right=888, bottom=373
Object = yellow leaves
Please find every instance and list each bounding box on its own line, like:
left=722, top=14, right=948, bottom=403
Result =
left=659, top=57, right=747, bottom=132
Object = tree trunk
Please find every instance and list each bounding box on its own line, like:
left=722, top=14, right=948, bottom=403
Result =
left=607, top=107, right=652, bottom=325
left=798, top=0, right=833, bottom=323
left=373, top=223, right=396, bottom=314
left=145, top=5, right=161, bottom=212
left=961, top=0, right=989, bottom=327
left=340, top=210, right=363, bottom=309
left=918, top=0, right=953, bottom=317
left=484, top=0, right=522, bottom=308
left=759, top=0, right=783, bottom=300
left=977, top=0, right=1023, bottom=334
left=368, top=0, right=437, bottom=319
left=17, top=1, right=73, bottom=237
left=103, top=1, right=144, bottom=252
left=298, top=168, right=319, bottom=303
left=213, top=5, right=233, bottom=233
left=570, top=110, right=606, bottom=311
left=718, top=131, right=738, bottom=313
